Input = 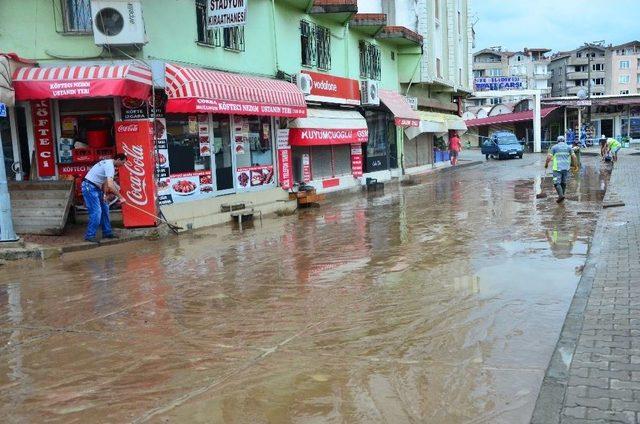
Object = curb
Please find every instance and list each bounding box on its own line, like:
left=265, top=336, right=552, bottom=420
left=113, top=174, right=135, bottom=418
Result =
left=530, top=159, right=617, bottom=423
left=0, top=227, right=168, bottom=262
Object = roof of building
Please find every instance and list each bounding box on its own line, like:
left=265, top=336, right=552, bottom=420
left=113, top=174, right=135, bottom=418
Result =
left=464, top=107, right=558, bottom=128
left=611, top=40, right=640, bottom=49
left=524, top=47, right=552, bottom=53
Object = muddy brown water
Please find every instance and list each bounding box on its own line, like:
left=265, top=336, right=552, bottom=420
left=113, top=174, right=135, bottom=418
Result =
left=0, top=156, right=610, bottom=423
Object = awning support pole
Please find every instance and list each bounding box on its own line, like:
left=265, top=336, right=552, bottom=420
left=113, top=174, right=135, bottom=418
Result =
left=533, top=92, right=541, bottom=153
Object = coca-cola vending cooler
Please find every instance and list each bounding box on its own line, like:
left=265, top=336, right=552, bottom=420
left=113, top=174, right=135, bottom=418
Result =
left=115, top=120, right=158, bottom=227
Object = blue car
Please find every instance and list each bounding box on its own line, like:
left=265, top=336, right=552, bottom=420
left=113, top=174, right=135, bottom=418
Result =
left=481, top=131, right=524, bottom=160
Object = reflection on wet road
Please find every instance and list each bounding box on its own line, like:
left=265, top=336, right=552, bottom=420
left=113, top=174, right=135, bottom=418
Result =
left=0, top=155, right=609, bottom=423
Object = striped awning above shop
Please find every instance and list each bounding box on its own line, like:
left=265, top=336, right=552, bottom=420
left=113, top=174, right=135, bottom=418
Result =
left=12, top=64, right=153, bottom=101
left=465, top=107, right=558, bottom=128
left=379, top=90, right=420, bottom=127
left=404, top=111, right=449, bottom=139
left=164, top=63, right=307, bottom=118
left=288, top=108, right=368, bottom=146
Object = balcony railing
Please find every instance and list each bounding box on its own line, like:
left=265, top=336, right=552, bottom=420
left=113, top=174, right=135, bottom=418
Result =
left=566, top=71, right=588, bottom=79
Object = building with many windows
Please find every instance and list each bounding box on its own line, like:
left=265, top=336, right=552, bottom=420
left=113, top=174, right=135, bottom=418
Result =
left=548, top=44, right=607, bottom=97
left=607, top=41, right=640, bottom=95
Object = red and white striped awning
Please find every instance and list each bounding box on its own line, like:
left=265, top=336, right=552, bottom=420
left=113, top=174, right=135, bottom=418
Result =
left=379, top=89, right=420, bottom=127
left=164, top=63, right=307, bottom=117
left=12, top=64, right=153, bottom=101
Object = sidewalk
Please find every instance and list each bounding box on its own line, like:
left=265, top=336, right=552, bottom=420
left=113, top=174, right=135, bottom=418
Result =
left=532, top=149, right=640, bottom=423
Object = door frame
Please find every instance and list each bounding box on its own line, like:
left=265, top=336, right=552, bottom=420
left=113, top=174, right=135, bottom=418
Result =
left=210, top=114, right=236, bottom=196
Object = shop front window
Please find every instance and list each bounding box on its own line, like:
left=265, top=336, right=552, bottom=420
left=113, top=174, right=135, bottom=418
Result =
left=622, top=117, right=640, bottom=139
left=364, top=111, right=389, bottom=172
left=166, top=114, right=214, bottom=201
left=233, top=116, right=275, bottom=189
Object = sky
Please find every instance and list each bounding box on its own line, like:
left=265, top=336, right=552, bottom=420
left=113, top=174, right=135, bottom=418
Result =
left=472, top=0, right=640, bottom=53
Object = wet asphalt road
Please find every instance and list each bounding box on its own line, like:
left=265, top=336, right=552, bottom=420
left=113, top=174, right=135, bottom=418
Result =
left=0, top=154, right=610, bottom=423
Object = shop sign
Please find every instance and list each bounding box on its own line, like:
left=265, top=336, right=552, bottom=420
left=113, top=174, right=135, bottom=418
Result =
left=169, top=170, right=214, bottom=203
left=302, top=154, right=311, bottom=183
left=350, top=143, right=363, bottom=178
left=30, top=100, right=56, bottom=177
left=0, top=102, right=6, bottom=118
left=115, top=120, right=158, bottom=227
left=207, top=0, right=248, bottom=29
left=57, top=163, right=91, bottom=176
left=277, top=129, right=293, bottom=190
left=301, top=70, right=360, bottom=105
left=288, top=128, right=368, bottom=146
left=176, top=98, right=306, bottom=118
left=405, top=96, right=418, bottom=111
left=121, top=92, right=166, bottom=120
left=473, top=76, right=524, bottom=91
left=395, top=118, right=420, bottom=127
left=198, top=116, right=211, bottom=157
left=237, top=165, right=274, bottom=188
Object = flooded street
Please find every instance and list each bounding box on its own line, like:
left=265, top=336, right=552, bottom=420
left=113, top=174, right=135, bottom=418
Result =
left=0, top=155, right=609, bottom=423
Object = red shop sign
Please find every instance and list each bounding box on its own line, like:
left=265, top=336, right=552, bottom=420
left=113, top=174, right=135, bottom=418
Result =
left=57, top=163, right=91, bottom=177
left=288, top=128, right=368, bottom=146
left=115, top=120, right=158, bottom=228
left=301, top=70, right=360, bottom=105
left=302, top=154, right=311, bottom=183
left=350, top=144, right=363, bottom=178
left=277, top=129, right=293, bottom=190
left=30, top=100, right=56, bottom=177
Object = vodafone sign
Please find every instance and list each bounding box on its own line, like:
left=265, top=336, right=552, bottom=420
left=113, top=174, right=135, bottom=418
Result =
left=289, top=128, right=368, bottom=146
left=301, top=70, right=360, bottom=105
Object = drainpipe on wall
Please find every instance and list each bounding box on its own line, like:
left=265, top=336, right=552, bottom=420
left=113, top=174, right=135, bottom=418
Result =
left=271, top=0, right=280, bottom=74
left=0, top=129, right=18, bottom=242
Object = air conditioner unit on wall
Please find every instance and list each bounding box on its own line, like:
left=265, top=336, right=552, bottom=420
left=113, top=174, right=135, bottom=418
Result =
left=91, top=0, right=147, bottom=46
left=361, top=80, right=379, bottom=106
left=295, top=73, right=313, bottom=95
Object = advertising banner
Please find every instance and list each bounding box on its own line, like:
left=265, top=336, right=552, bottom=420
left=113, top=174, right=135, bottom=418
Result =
left=302, top=154, right=311, bottom=183
left=277, top=129, right=292, bottom=190
left=169, top=171, right=214, bottom=203
left=30, top=100, right=56, bottom=177
left=301, top=70, right=361, bottom=105
left=207, top=0, right=248, bottom=29
left=237, top=165, right=274, bottom=188
left=115, top=120, right=158, bottom=227
left=350, top=143, right=363, bottom=178
left=473, top=76, right=525, bottom=91
left=166, top=98, right=307, bottom=118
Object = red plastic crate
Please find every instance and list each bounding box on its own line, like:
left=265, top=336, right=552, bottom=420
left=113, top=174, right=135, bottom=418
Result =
left=72, top=148, right=95, bottom=163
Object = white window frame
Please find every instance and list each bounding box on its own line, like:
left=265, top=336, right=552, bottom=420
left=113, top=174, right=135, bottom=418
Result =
left=620, top=60, right=630, bottom=69
left=619, top=75, right=630, bottom=84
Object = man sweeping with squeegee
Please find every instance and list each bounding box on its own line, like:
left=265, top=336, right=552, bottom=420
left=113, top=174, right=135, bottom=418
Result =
left=545, top=136, right=576, bottom=204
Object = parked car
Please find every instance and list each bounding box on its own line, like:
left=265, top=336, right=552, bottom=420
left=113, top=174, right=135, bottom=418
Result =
left=481, top=131, right=524, bottom=160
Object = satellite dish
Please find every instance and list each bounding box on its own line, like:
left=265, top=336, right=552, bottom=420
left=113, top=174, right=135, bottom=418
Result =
left=577, top=88, right=588, bottom=100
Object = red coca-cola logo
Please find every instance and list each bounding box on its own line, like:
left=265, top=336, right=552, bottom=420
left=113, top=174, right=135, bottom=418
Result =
left=118, top=123, right=140, bottom=133
left=121, top=142, right=148, bottom=207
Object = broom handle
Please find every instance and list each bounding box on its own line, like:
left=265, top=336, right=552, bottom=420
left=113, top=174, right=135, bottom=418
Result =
left=123, top=202, right=172, bottom=225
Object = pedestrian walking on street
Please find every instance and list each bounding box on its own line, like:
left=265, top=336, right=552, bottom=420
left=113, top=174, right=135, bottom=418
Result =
left=545, top=136, right=576, bottom=204
left=449, top=131, right=462, bottom=166
left=82, top=154, right=127, bottom=243
left=566, top=127, right=575, bottom=146
left=605, top=137, right=622, bottom=162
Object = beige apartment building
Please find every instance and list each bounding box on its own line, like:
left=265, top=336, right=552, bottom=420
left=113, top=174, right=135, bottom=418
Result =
left=549, top=44, right=607, bottom=97
left=607, top=41, right=640, bottom=95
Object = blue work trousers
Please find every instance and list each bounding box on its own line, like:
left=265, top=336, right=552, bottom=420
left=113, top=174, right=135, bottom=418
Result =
left=81, top=181, right=112, bottom=240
